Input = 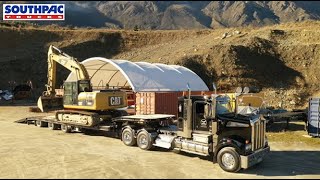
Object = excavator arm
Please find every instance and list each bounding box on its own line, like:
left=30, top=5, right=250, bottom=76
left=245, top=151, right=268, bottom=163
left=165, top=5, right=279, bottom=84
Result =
left=38, top=45, right=90, bottom=112
left=45, top=45, right=89, bottom=96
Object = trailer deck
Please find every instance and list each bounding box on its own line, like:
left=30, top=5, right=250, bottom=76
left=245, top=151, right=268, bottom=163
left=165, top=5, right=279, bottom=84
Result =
left=15, top=114, right=176, bottom=132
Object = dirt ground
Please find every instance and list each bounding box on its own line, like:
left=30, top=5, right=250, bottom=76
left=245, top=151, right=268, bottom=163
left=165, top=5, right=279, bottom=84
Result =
left=0, top=106, right=319, bottom=179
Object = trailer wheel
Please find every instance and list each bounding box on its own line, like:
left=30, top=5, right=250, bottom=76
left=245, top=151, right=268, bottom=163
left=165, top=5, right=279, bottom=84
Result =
left=36, top=120, right=47, bottom=127
left=217, top=147, right=241, bottom=173
left=61, top=124, right=72, bottom=133
left=137, top=130, right=153, bottom=150
left=121, top=128, right=136, bottom=146
left=48, top=122, right=59, bottom=130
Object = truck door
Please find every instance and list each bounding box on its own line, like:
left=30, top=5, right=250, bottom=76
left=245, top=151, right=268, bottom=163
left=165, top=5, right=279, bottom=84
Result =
left=193, top=102, right=211, bottom=132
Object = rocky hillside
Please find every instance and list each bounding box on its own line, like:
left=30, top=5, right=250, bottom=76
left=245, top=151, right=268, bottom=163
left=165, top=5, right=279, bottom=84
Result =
left=1, top=1, right=320, bottom=29
left=1, top=21, right=320, bottom=110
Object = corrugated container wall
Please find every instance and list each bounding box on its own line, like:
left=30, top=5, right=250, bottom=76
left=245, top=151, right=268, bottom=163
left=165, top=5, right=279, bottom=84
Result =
left=135, top=91, right=214, bottom=117
left=308, top=98, right=320, bottom=137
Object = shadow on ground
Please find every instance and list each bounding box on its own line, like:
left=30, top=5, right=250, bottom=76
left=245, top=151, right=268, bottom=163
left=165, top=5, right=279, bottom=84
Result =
left=0, top=100, right=36, bottom=106
left=241, top=150, right=320, bottom=176
left=267, top=121, right=307, bottom=132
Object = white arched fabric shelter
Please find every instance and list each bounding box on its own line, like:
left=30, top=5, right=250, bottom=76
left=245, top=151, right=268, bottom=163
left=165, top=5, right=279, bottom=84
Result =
left=66, top=57, right=209, bottom=92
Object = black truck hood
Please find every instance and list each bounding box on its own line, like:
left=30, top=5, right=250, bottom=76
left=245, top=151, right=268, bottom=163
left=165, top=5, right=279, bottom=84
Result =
left=217, top=113, right=260, bottom=124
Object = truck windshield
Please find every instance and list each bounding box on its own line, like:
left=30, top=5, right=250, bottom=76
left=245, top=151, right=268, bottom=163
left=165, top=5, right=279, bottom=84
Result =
left=216, top=95, right=233, bottom=114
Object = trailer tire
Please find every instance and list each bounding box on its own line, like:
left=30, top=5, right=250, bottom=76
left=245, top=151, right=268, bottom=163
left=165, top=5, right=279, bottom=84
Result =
left=61, top=124, right=72, bottom=133
left=217, top=147, right=241, bottom=173
left=137, top=130, right=153, bottom=150
left=36, top=120, right=47, bottom=127
left=121, top=128, right=136, bottom=146
left=48, top=122, right=59, bottom=130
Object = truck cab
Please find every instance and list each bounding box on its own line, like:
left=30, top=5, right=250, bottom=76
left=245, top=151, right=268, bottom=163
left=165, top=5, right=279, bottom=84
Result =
left=117, top=93, right=270, bottom=173
left=154, top=94, right=270, bottom=172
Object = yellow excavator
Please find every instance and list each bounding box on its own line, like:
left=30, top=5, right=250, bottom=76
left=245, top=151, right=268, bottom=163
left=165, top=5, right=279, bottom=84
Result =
left=37, top=45, right=128, bottom=127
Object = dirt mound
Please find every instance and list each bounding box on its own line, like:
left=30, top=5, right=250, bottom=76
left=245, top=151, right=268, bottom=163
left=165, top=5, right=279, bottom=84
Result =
left=1, top=21, right=320, bottom=109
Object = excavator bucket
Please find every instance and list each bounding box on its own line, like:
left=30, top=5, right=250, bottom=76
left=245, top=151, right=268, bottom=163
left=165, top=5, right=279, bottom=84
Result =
left=37, top=96, right=64, bottom=112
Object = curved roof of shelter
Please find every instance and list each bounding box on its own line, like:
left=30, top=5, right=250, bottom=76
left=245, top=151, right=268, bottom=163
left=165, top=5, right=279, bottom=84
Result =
left=66, top=57, right=209, bottom=92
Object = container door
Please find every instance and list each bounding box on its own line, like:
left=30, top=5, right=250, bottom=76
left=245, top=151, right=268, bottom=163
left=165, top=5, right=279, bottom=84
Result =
left=135, top=92, right=155, bottom=115
left=308, top=98, right=320, bottom=137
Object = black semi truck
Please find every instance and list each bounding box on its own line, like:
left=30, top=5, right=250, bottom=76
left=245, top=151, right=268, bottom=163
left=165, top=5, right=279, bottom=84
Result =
left=18, top=93, right=270, bottom=173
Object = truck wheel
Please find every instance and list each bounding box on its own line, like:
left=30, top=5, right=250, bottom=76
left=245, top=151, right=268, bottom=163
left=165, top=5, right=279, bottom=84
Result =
left=122, top=128, right=136, bottom=146
left=217, top=147, right=241, bottom=173
left=61, top=124, right=72, bottom=133
left=36, top=120, right=46, bottom=127
left=137, top=130, right=153, bottom=150
left=48, top=122, right=59, bottom=130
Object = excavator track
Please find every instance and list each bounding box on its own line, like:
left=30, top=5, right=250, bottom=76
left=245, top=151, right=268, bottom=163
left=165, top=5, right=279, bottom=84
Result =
left=55, top=110, right=101, bottom=127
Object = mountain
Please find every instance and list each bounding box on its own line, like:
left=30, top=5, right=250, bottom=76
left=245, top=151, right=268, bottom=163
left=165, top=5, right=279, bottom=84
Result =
left=1, top=1, right=320, bottom=29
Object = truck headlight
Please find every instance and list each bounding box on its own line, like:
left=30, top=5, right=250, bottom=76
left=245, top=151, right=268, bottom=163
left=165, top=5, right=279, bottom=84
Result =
left=245, top=143, right=252, bottom=152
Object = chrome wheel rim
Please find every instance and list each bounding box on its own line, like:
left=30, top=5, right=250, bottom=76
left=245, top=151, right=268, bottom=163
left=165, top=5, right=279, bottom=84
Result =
left=123, top=131, right=132, bottom=143
left=139, top=134, right=147, bottom=146
left=221, top=153, right=236, bottom=169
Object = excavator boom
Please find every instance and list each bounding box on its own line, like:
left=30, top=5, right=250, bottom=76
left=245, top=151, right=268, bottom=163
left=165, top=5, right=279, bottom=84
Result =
left=38, top=45, right=90, bottom=112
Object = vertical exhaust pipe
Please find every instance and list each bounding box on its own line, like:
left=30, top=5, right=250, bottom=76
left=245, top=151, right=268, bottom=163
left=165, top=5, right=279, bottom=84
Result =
left=212, top=82, right=217, bottom=95
left=187, top=83, right=191, bottom=100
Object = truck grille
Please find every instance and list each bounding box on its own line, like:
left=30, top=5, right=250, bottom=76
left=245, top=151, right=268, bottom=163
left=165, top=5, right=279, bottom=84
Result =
left=251, top=118, right=266, bottom=151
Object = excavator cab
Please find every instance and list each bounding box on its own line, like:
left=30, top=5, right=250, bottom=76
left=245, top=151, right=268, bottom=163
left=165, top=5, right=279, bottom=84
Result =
left=37, top=80, right=91, bottom=112
left=63, top=80, right=92, bottom=106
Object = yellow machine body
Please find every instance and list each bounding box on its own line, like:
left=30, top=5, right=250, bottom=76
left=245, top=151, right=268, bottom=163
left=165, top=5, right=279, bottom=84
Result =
left=64, top=91, right=127, bottom=111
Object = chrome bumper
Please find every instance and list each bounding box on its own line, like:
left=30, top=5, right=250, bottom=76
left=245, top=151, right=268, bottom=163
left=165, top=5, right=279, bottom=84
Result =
left=240, top=146, right=270, bottom=169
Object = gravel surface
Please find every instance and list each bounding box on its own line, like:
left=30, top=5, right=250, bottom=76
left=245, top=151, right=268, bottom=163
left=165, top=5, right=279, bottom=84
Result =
left=0, top=106, right=319, bottom=179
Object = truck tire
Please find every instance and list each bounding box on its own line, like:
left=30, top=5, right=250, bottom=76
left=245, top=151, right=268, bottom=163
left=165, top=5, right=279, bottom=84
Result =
left=36, top=120, right=46, bottom=127
left=217, top=147, right=241, bottom=173
left=61, top=124, right=72, bottom=133
left=48, top=122, right=59, bottom=130
left=137, top=130, right=153, bottom=150
left=121, top=128, right=136, bottom=146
